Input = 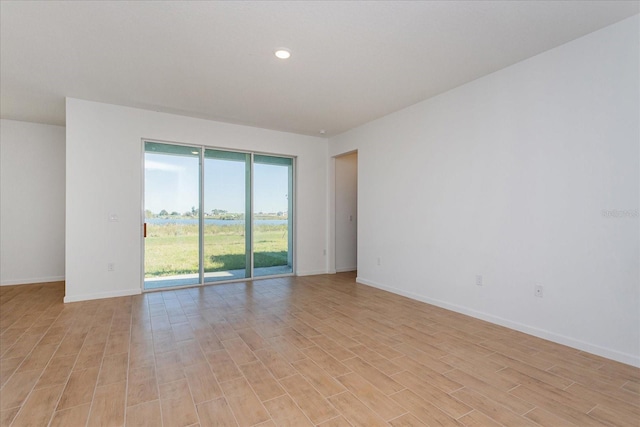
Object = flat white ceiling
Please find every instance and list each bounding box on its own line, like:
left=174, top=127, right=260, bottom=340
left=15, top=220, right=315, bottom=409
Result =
left=1, top=1, right=638, bottom=137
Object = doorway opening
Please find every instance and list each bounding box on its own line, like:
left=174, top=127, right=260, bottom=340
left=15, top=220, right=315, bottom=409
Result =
left=334, top=151, right=358, bottom=273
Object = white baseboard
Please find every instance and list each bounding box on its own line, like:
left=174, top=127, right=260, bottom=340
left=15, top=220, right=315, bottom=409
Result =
left=296, top=270, right=330, bottom=277
left=356, top=276, right=640, bottom=368
left=336, top=267, right=357, bottom=273
left=1, top=276, right=65, bottom=286
left=64, top=288, right=141, bottom=303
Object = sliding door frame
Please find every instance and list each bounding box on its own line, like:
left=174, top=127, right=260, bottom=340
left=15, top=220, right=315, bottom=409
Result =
left=141, top=138, right=295, bottom=292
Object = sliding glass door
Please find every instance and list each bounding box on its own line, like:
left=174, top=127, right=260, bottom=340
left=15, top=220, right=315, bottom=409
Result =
left=143, top=142, right=294, bottom=290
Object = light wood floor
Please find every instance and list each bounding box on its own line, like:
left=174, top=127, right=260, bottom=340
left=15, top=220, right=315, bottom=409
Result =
left=1, top=273, right=638, bottom=427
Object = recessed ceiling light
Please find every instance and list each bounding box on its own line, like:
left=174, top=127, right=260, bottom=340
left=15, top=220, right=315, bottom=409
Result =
left=275, top=49, right=291, bottom=59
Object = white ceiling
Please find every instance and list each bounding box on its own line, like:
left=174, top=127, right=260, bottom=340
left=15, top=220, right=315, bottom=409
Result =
left=1, top=1, right=638, bottom=137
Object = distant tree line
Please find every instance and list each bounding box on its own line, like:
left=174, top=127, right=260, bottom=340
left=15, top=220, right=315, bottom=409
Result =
left=146, top=208, right=244, bottom=220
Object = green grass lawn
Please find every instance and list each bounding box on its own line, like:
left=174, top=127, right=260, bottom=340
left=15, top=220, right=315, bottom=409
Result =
left=144, top=223, right=289, bottom=277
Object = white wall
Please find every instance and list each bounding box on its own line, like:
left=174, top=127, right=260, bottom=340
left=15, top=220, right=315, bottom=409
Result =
left=1, top=119, right=66, bottom=285
left=335, top=152, right=358, bottom=272
left=66, top=99, right=328, bottom=302
left=329, top=16, right=640, bottom=366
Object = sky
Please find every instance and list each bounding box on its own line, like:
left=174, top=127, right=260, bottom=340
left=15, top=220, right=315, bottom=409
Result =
left=144, top=153, right=290, bottom=214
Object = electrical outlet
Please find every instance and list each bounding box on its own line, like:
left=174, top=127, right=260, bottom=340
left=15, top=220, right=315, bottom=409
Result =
left=476, top=275, right=483, bottom=286
left=108, top=263, right=115, bottom=272
left=534, top=284, right=543, bottom=298
left=376, top=257, right=381, bottom=266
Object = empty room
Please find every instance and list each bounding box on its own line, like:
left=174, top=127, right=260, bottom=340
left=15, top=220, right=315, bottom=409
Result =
left=0, top=1, right=638, bottom=426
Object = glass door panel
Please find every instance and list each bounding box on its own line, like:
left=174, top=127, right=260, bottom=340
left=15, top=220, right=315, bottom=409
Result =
left=144, top=142, right=201, bottom=289
left=203, top=149, right=251, bottom=282
left=253, top=155, right=293, bottom=277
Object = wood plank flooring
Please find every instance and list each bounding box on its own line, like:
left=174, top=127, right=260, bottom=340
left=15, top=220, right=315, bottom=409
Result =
left=1, top=273, right=638, bottom=426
